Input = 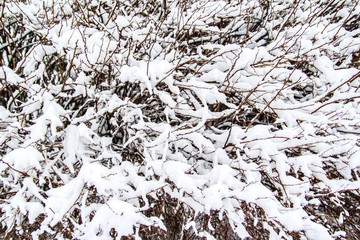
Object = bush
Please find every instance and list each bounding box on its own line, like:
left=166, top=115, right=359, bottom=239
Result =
left=1, top=0, right=360, bottom=239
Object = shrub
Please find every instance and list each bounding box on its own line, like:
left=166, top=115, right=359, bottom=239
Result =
left=1, top=0, right=360, bottom=239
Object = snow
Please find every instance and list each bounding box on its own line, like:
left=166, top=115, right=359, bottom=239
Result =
left=0, top=66, right=23, bottom=85
left=115, top=16, right=130, bottom=29
left=80, top=198, right=149, bottom=239
left=120, top=65, right=153, bottom=94
left=3, top=146, right=42, bottom=172
left=62, top=124, right=96, bottom=173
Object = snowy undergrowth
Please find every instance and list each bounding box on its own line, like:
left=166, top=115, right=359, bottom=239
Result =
left=1, top=0, right=360, bottom=239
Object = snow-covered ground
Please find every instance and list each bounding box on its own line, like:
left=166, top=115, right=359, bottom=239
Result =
left=1, top=0, right=360, bottom=239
